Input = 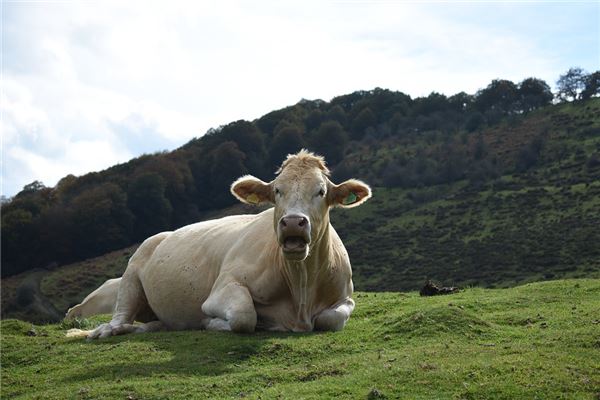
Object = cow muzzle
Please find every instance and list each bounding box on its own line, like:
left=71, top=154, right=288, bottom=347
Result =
left=278, top=214, right=311, bottom=259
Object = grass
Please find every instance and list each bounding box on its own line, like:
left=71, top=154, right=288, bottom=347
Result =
left=2, top=279, right=599, bottom=399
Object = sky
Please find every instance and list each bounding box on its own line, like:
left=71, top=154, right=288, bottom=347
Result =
left=1, top=1, right=599, bottom=197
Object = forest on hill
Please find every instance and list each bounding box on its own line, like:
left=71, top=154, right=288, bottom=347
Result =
left=2, top=67, right=599, bottom=284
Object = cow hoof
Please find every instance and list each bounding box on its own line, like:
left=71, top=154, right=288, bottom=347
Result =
left=87, top=323, right=116, bottom=340
left=206, top=318, right=231, bottom=331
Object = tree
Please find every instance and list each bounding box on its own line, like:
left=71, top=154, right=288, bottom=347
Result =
left=218, top=120, right=267, bottom=178
left=518, top=78, right=553, bottom=112
left=465, top=112, right=485, bottom=132
left=269, top=125, right=305, bottom=168
left=413, top=92, right=449, bottom=115
left=136, top=155, right=198, bottom=227
left=305, top=109, right=323, bottom=131
left=1, top=209, right=35, bottom=276
left=16, top=180, right=46, bottom=197
left=127, top=173, right=173, bottom=240
left=312, top=121, right=348, bottom=165
left=581, top=71, right=600, bottom=100
left=220, top=120, right=265, bottom=156
left=70, top=183, right=133, bottom=258
left=209, top=141, right=248, bottom=208
left=556, top=67, right=586, bottom=102
left=351, top=107, right=377, bottom=140
left=516, top=136, right=545, bottom=172
left=327, top=105, right=348, bottom=126
left=448, top=92, right=474, bottom=112
left=474, top=79, right=519, bottom=114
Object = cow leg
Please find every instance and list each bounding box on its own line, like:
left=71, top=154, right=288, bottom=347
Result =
left=87, top=267, right=150, bottom=339
left=202, top=282, right=257, bottom=333
left=112, top=321, right=165, bottom=335
left=65, top=278, right=121, bottom=319
left=314, top=298, right=355, bottom=331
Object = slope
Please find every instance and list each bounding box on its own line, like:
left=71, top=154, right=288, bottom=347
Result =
left=2, top=279, right=599, bottom=399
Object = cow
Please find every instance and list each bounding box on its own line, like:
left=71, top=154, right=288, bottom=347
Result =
left=65, top=278, right=119, bottom=319
left=66, top=150, right=371, bottom=339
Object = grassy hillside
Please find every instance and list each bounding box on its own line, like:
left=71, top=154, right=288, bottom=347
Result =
left=2, top=100, right=599, bottom=321
left=2, top=279, right=599, bottom=399
left=331, top=99, right=600, bottom=290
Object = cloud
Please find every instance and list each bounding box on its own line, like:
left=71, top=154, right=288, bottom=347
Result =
left=1, top=1, right=597, bottom=196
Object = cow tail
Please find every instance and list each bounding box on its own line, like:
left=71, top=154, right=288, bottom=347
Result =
left=65, top=329, right=92, bottom=338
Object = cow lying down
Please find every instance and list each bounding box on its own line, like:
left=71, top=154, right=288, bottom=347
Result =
left=66, top=150, right=371, bottom=339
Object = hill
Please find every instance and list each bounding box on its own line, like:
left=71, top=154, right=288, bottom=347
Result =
left=2, top=279, right=599, bottom=399
left=3, top=74, right=597, bottom=279
left=2, top=97, right=600, bottom=321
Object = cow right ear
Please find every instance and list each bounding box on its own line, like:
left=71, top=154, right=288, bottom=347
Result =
left=231, top=175, right=274, bottom=205
left=327, top=179, right=372, bottom=208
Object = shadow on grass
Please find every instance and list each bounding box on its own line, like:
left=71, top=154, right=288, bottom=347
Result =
left=60, top=329, right=314, bottom=383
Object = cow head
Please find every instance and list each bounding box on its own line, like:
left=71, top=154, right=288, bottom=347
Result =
left=231, top=150, right=371, bottom=261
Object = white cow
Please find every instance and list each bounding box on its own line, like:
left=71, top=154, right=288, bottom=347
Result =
left=66, top=150, right=371, bottom=339
left=66, top=278, right=119, bottom=319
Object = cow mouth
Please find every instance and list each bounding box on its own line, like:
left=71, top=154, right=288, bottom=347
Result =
left=282, top=236, right=308, bottom=253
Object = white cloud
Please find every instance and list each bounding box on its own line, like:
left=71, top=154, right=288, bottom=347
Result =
left=1, top=0, right=597, bottom=196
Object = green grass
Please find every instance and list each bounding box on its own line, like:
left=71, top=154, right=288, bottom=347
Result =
left=2, top=279, right=599, bottom=399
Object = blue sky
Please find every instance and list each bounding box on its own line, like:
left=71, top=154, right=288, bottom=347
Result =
left=1, top=0, right=599, bottom=197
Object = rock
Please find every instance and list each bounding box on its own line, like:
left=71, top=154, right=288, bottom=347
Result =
left=420, top=280, right=460, bottom=296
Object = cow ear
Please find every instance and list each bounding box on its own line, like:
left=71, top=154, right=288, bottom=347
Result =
left=328, top=179, right=372, bottom=208
left=231, top=175, right=273, bottom=205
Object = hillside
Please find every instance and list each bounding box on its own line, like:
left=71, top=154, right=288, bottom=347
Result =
left=2, top=98, right=600, bottom=321
left=3, top=75, right=596, bottom=279
left=330, top=99, right=600, bottom=290
left=2, top=279, right=599, bottom=399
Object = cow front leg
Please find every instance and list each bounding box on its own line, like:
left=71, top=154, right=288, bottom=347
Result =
left=202, top=282, right=257, bottom=333
left=314, top=298, right=355, bottom=331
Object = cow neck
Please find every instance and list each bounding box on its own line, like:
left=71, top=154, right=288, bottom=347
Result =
left=280, top=222, right=332, bottom=326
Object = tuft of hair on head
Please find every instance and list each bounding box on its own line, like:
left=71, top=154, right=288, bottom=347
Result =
left=276, top=149, right=330, bottom=176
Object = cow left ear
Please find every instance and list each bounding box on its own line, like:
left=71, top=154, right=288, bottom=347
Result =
left=328, top=179, right=372, bottom=208
left=231, top=175, right=274, bottom=205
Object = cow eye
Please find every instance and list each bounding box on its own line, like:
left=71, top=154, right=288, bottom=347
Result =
left=317, top=188, right=325, bottom=197
left=275, top=188, right=281, bottom=196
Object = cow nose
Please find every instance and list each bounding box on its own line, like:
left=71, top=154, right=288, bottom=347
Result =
left=280, top=215, right=307, bottom=228
left=279, top=214, right=310, bottom=236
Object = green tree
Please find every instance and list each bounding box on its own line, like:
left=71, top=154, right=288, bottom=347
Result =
left=70, top=183, right=133, bottom=258
left=209, top=141, right=248, bottom=208
left=16, top=180, right=46, bottom=197
left=327, top=105, right=348, bottom=126
left=312, top=121, right=348, bottom=165
left=518, top=78, right=553, bottom=112
left=556, top=67, right=586, bottom=102
left=269, top=125, right=305, bottom=168
left=220, top=120, right=265, bottom=156
left=305, top=109, right=323, bottom=131
left=475, top=79, right=519, bottom=114
left=351, top=107, right=377, bottom=140
left=413, top=92, right=449, bottom=115
left=448, top=92, right=474, bottom=112
left=581, top=71, right=600, bottom=100
left=465, top=112, right=485, bottom=132
left=1, top=209, right=35, bottom=276
left=127, top=173, right=173, bottom=240
left=136, top=156, right=199, bottom=227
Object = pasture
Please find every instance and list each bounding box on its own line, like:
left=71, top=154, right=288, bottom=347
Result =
left=2, top=279, right=599, bottom=399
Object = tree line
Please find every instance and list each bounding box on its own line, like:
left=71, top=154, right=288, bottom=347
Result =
left=2, top=68, right=598, bottom=277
